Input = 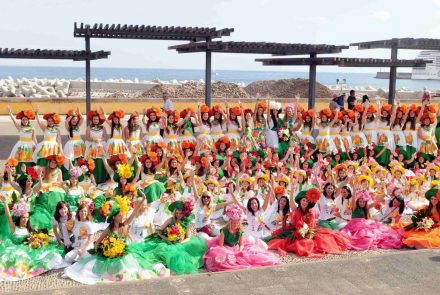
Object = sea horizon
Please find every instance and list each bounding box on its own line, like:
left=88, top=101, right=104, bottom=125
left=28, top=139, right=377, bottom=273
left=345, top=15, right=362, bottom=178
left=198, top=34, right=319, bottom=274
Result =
left=1, top=65, right=439, bottom=91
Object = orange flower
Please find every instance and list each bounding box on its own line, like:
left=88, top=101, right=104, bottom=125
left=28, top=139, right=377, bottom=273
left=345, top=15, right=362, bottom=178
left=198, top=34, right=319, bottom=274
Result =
left=399, top=104, right=408, bottom=113
left=409, top=104, right=418, bottom=113
left=201, top=157, right=208, bottom=167
left=274, top=186, right=285, bottom=195
left=149, top=152, right=159, bottom=165
left=157, top=141, right=166, bottom=149
left=181, top=141, right=195, bottom=151
left=55, top=155, right=65, bottom=165
left=256, top=102, right=267, bottom=110
left=16, top=109, right=35, bottom=120
left=306, top=188, right=321, bottom=203
left=200, top=104, right=210, bottom=114
left=230, top=106, right=242, bottom=116
left=302, top=109, right=315, bottom=120
left=346, top=110, right=355, bottom=119
left=381, top=104, right=392, bottom=113
left=175, top=154, right=183, bottom=163
left=114, top=110, right=125, bottom=119
left=118, top=153, right=128, bottom=164
left=367, top=105, right=377, bottom=113
left=87, top=159, right=95, bottom=172
left=212, top=104, right=222, bottom=113
left=6, top=157, right=18, bottom=167
left=43, top=113, right=60, bottom=124
left=130, top=112, right=139, bottom=119
left=66, top=109, right=75, bottom=117
left=354, top=104, right=364, bottom=113
left=320, top=108, right=333, bottom=119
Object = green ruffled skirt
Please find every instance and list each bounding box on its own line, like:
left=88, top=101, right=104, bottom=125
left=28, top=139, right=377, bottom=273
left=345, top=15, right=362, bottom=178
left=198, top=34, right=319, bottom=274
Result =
left=30, top=191, right=66, bottom=231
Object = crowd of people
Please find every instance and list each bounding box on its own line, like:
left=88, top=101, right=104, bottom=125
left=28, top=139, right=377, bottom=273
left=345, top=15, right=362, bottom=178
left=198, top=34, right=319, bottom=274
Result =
left=1, top=94, right=440, bottom=284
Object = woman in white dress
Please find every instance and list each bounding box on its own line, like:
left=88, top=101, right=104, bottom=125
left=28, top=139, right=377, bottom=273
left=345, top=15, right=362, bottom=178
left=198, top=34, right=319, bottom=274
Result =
left=349, top=104, right=368, bottom=157
left=7, top=107, right=37, bottom=172
left=315, top=108, right=338, bottom=155
left=105, top=109, right=130, bottom=158
left=210, top=104, right=226, bottom=142
left=376, top=103, right=396, bottom=166
left=196, top=103, right=213, bottom=144
left=225, top=104, right=242, bottom=144
left=124, top=112, right=145, bottom=157
left=299, top=109, right=316, bottom=150
left=163, top=110, right=180, bottom=149
left=391, top=104, right=409, bottom=151
left=85, top=110, right=108, bottom=184
left=33, top=108, right=63, bottom=167
left=130, top=195, right=155, bottom=243
left=266, top=100, right=282, bottom=149
left=63, top=108, right=85, bottom=169
left=363, top=104, right=379, bottom=146
left=143, top=107, right=164, bottom=144
left=177, top=108, right=197, bottom=143
left=403, top=104, right=423, bottom=156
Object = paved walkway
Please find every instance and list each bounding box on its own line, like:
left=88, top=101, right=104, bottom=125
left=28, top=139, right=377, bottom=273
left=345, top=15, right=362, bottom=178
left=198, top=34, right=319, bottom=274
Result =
left=6, top=249, right=439, bottom=295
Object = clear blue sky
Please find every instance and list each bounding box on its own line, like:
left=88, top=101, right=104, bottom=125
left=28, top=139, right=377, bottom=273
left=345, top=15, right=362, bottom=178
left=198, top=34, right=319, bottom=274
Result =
left=1, top=0, right=439, bottom=72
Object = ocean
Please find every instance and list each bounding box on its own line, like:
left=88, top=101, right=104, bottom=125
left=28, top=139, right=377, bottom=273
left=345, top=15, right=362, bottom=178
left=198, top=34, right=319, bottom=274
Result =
left=0, top=66, right=439, bottom=91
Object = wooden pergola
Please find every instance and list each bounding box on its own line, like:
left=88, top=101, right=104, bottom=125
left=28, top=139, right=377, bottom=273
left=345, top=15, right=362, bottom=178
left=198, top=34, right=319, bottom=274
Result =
left=169, top=41, right=348, bottom=106
left=0, top=48, right=109, bottom=60
left=256, top=57, right=431, bottom=108
left=73, top=22, right=234, bottom=113
left=350, top=38, right=440, bottom=104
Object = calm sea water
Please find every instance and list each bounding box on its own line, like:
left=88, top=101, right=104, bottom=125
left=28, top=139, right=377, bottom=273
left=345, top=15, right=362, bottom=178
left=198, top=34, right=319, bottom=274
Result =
left=0, top=66, right=439, bottom=91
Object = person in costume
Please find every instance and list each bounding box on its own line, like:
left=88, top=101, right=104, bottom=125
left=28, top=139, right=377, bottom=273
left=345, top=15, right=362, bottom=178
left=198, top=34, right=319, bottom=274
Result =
left=177, top=107, right=197, bottom=143
left=253, top=101, right=268, bottom=147
left=266, top=100, right=282, bottom=149
left=363, top=104, right=379, bottom=146
left=0, top=196, right=66, bottom=282
left=33, top=108, right=62, bottom=166
left=30, top=155, right=67, bottom=231
left=143, top=107, right=164, bottom=144
left=191, top=175, right=236, bottom=239
left=340, top=186, right=403, bottom=250
left=64, top=195, right=170, bottom=284
left=314, top=182, right=339, bottom=230
left=63, top=203, right=94, bottom=263
left=76, top=158, right=97, bottom=194
left=196, top=103, right=213, bottom=144
left=375, top=102, right=395, bottom=166
left=349, top=104, right=368, bottom=157
left=315, top=108, right=338, bottom=155
left=333, top=185, right=353, bottom=229
left=62, top=167, right=86, bottom=213
left=299, top=109, right=316, bottom=153
left=225, top=103, right=242, bottom=143
left=163, top=110, right=180, bottom=148
left=391, top=103, right=409, bottom=152
left=403, top=104, right=422, bottom=157
left=124, top=112, right=145, bottom=157
left=52, top=201, right=75, bottom=252
left=329, top=109, right=346, bottom=157
left=63, top=108, right=85, bottom=169
left=7, top=107, right=37, bottom=173
left=105, top=109, right=130, bottom=158
left=403, top=186, right=440, bottom=248
left=418, top=107, right=438, bottom=161
left=129, top=192, right=156, bottom=243
left=141, top=199, right=207, bottom=275
left=85, top=110, right=108, bottom=184
left=267, top=186, right=348, bottom=258
left=210, top=104, right=226, bottom=142
left=203, top=203, right=282, bottom=272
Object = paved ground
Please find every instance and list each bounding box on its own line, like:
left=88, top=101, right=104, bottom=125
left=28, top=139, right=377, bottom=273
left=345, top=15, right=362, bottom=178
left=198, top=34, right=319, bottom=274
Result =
left=2, top=249, right=439, bottom=295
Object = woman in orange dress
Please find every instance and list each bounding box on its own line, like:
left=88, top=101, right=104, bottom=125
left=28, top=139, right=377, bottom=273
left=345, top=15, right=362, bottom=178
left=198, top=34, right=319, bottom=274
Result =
left=267, top=186, right=347, bottom=258
left=403, top=188, right=440, bottom=248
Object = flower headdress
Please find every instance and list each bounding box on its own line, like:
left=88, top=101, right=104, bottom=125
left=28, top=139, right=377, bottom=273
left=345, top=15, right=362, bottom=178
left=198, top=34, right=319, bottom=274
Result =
left=356, top=190, right=372, bottom=202
left=13, top=199, right=30, bottom=217
left=6, top=157, right=18, bottom=167
left=229, top=106, right=242, bottom=116
left=367, top=105, right=377, bottom=113
left=319, top=108, right=333, bottom=120
left=256, top=102, right=267, bottom=111
left=77, top=158, right=95, bottom=173
left=16, top=109, right=35, bottom=120
left=69, top=167, right=83, bottom=178
left=181, top=141, right=196, bottom=152
left=123, top=184, right=137, bottom=197
left=108, top=109, right=125, bottom=120
left=43, top=113, right=61, bottom=124
left=87, top=110, right=105, bottom=124
left=140, top=152, right=159, bottom=166
left=301, top=109, right=315, bottom=120
left=109, top=154, right=128, bottom=167
left=225, top=203, right=245, bottom=221
left=180, top=107, right=195, bottom=119
left=45, top=155, right=65, bottom=166
left=166, top=110, right=180, bottom=122
left=66, top=108, right=80, bottom=120
left=146, top=107, right=162, bottom=119
left=115, top=195, right=131, bottom=215
left=116, top=163, right=134, bottom=179
left=168, top=200, right=194, bottom=217
left=214, top=136, right=231, bottom=151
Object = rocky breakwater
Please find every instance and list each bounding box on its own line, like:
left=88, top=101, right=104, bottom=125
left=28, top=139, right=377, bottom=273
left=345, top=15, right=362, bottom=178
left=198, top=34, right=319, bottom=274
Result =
left=0, top=77, right=70, bottom=98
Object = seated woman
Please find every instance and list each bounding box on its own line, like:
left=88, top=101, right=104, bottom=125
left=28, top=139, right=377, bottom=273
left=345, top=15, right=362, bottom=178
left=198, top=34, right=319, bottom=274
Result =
left=64, top=195, right=169, bottom=285
left=204, top=203, right=282, bottom=272
left=403, top=188, right=440, bottom=249
left=0, top=197, right=65, bottom=282
left=267, top=186, right=348, bottom=258
left=140, top=200, right=207, bottom=275
left=340, top=187, right=403, bottom=250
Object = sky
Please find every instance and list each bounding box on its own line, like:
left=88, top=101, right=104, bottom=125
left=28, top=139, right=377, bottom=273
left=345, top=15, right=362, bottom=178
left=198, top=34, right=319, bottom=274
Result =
left=0, top=0, right=440, bottom=73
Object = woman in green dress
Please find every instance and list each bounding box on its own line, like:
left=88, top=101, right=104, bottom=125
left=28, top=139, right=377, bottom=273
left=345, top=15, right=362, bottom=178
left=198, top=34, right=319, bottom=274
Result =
left=141, top=200, right=207, bottom=274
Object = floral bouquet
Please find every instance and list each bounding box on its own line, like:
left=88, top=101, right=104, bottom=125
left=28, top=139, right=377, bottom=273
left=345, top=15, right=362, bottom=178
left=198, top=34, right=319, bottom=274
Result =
left=166, top=224, right=185, bottom=243
left=100, top=200, right=113, bottom=217
left=26, top=232, right=49, bottom=249
left=277, top=128, right=291, bottom=142
left=416, top=217, right=435, bottom=232
left=298, top=223, right=316, bottom=239
left=98, top=234, right=127, bottom=258
left=405, top=208, right=435, bottom=231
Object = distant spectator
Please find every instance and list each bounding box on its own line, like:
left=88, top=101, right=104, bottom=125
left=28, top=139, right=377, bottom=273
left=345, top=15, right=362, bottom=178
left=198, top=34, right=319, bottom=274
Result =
left=330, top=93, right=344, bottom=111
left=362, top=95, right=370, bottom=105
left=422, top=88, right=431, bottom=105
left=347, top=90, right=356, bottom=110
left=162, top=92, right=174, bottom=111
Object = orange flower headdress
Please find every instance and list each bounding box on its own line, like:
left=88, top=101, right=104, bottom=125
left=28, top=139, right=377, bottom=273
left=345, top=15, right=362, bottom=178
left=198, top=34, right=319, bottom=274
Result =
left=6, top=157, right=18, bottom=167
left=381, top=103, right=392, bottom=114
left=211, top=104, right=222, bottom=114
left=108, top=109, right=125, bottom=120
left=301, top=109, right=315, bottom=120
left=16, top=109, right=35, bottom=120
left=180, top=107, right=195, bottom=119
left=181, top=141, right=196, bottom=152
left=215, top=136, right=231, bottom=151
left=367, top=105, right=377, bottom=114
left=66, top=108, right=81, bottom=120
left=229, top=106, right=242, bottom=116
left=43, top=113, right=61, bottom=124
left=354, top=104, right=364, bottom=114
left=123, top=184, right=138, bottom=197
left=87, top=110, right=105, bottom=124
left=46, top=155, right=65, bottom=166
left=319, top=108, right=333, bottom=120
left=256, top=102, right=267, bottom=111
left=398, top=104, right=408, bottom=114
left=146, top=107, right=162, bottom=119
left=166, top=110, right=180, bottom=122
left=109, top=154, right=128, bottom=167
left=200, top=104, right=212, bottom=116
left=140, top=152, right=159, bottom=166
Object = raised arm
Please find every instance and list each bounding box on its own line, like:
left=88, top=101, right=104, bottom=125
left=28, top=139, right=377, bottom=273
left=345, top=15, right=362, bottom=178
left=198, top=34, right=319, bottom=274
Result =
left=35, top=107, right=46, bottom=131
left=1, top=195, right=15, bottom=233
left=7, top=106, right=20, bottom=130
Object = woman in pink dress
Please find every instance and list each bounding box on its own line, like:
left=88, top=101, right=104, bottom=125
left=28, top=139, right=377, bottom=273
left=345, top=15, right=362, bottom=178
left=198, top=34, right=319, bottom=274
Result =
left=203, top=203, right=282, bottom=272
left=340, top=187, right=403, bottom=250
